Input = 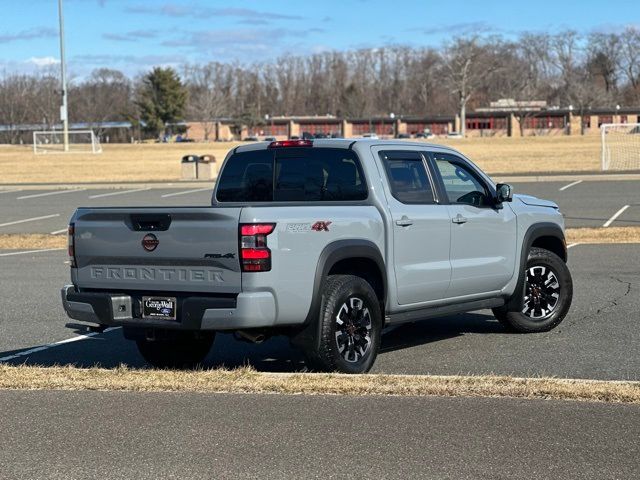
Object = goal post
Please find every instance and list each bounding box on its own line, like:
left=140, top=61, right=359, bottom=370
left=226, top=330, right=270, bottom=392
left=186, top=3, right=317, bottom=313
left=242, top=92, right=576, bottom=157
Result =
left=601, top=123, right=640, bottom=171
left=33, top=130, right=102, bottom=154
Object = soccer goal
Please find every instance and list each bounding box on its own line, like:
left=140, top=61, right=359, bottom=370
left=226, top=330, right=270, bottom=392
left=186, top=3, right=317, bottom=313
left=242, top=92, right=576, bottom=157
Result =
left=33, top=130, right=102, bottom=154
left=601, top=123, right=640, bottom=171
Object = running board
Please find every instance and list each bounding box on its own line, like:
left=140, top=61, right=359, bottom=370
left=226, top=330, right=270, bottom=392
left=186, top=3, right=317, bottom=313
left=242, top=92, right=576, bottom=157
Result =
left=386, top=298, right=505, bottom=325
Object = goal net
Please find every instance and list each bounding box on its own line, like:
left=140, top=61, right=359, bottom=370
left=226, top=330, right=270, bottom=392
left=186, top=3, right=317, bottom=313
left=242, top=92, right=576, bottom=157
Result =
left=33, top=130, right=102, bottom=154
left=601, top=123, right=640, bottom=171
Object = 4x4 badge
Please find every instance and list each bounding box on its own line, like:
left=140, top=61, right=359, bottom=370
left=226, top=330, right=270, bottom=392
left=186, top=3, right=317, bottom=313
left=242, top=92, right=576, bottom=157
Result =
left=311, top=221, right=332, bottom=232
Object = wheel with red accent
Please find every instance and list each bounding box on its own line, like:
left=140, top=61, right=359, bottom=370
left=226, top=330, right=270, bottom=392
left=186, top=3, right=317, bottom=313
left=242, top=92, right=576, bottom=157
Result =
left=304, top=274, right=382, bottom=373
left=493, top=247, right=573, bottom=333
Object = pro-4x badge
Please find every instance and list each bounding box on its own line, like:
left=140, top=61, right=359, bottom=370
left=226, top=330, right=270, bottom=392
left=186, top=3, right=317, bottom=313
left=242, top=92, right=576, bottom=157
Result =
left=311, top=221, right=332, bottom=232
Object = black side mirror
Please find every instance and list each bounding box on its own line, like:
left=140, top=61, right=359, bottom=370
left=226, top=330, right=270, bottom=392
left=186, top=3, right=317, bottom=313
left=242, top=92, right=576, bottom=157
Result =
left=496, top=183, right=513, bottom=203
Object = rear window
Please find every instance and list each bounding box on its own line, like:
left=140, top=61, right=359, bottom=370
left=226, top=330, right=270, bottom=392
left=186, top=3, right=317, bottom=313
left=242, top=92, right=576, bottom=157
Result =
left=216, top=148, right=368, bottom=202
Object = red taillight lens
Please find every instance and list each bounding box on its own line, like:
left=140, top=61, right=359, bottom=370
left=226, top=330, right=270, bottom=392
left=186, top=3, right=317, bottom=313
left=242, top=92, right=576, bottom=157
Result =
left=240, top=223, right=275, bottom=272
left=68, top=223, right=76, bottom=267
left=268, top=140, right=312, bottom=148
left=241, top=224, right=275, bottom=236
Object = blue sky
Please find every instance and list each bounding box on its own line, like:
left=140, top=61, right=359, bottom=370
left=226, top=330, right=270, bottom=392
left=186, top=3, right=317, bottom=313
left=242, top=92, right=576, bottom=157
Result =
left=2, top=0, right=639, bottom=78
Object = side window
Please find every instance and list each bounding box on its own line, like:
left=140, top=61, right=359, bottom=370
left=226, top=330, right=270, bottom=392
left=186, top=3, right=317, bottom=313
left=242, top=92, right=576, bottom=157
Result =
left=379, top=151, right=435, bottom=204
left=432, top=153, right=491, bottom=207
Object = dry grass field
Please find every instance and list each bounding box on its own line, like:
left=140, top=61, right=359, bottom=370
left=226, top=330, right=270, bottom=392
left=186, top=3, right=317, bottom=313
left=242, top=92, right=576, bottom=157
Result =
left=0, top=365, right=638, bottom=403
left=0, top=135, right=602, bottom=184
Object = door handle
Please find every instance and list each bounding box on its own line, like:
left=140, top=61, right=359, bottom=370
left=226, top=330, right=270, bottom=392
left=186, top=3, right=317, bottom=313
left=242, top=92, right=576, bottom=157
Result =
left=395, top=216, right=414, bottom=227
left=452, top=214, right=468, bottom=224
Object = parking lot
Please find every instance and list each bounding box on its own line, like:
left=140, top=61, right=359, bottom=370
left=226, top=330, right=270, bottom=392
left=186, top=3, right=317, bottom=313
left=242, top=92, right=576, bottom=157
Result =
left=0, top=178, right=639, bottom=235
left=1, top=175, right=639, bottom=379
left=0, top=244, right=637, bottom=379
left=1, top=179, right=638, bottom=479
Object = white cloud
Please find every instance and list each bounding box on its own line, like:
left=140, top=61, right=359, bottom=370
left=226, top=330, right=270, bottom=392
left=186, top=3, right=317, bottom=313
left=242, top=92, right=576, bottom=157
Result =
left=26, top=56, right=60, bottom=67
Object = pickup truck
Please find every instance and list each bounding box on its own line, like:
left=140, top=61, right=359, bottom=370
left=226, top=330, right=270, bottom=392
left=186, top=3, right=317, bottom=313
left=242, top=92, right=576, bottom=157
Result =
left=61, top=139, right=573, bottom=373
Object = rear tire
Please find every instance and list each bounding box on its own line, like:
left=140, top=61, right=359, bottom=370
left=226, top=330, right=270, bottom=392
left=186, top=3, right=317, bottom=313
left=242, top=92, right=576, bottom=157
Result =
left=493, top=247, right=572, bottom=333
left=136, top=331, right=215, bottom=369
left=304, top=275, right=382, bottom=374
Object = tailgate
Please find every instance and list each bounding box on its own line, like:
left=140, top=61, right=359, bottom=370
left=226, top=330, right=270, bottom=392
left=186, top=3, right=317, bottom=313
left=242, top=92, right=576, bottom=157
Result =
left=72, top=207, right=242, bottom=293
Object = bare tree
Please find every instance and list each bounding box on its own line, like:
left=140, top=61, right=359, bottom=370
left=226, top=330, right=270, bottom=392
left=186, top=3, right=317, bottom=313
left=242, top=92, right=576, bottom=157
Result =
left=618, top=27, right=640, bottom=101
left=71, top=68, right=133, bottom=136
left=444, top=37, right=487, bottom=136
left=0, top=74, right=39, bottom=143
left=184, top=63, right=229, bottom=141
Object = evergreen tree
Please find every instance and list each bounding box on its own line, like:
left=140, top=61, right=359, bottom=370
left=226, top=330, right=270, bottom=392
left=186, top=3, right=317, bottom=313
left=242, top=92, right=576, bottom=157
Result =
left=136, top=67, right=187, bottom=137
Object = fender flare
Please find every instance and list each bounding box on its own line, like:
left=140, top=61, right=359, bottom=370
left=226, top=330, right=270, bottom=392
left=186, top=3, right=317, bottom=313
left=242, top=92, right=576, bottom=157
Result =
left=292, top=239, right=386, bottom=350
left=505, top=222, right=566, bottom=310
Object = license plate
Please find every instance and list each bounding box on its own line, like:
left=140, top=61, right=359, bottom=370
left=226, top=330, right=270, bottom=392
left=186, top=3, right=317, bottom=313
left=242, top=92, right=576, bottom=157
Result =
left=142, top=297, right=177, bottom=320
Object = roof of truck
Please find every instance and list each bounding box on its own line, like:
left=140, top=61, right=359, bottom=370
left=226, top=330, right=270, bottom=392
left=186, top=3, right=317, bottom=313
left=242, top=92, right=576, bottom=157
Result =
left=233, top=138, right=457, bottom=154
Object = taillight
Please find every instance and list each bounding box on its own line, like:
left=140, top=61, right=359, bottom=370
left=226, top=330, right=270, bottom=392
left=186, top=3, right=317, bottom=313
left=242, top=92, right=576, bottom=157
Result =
left=240, top=223, right=275, bottom=272
left=268, top=140, right=312, bottom=148
left=68, top=223, right=76, bottom=267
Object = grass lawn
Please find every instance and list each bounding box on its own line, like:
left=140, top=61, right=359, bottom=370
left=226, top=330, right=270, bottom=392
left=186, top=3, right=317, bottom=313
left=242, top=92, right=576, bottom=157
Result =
left=0, top=135, right=603, bottom=184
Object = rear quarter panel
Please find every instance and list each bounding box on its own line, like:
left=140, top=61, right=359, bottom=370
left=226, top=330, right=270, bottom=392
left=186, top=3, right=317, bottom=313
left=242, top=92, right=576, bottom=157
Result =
left=240, top=205, right=384, bottom=325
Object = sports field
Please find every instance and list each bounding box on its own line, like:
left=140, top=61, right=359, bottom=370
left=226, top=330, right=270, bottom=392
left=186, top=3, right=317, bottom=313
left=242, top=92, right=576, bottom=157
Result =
left=0, top=135, right=603, bottom=184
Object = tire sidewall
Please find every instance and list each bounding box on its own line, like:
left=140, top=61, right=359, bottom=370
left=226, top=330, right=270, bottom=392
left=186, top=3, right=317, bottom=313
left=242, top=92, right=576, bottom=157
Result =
left=321, top=276, right=382, bottom=374
left=509, top=248, right=573, bottom=332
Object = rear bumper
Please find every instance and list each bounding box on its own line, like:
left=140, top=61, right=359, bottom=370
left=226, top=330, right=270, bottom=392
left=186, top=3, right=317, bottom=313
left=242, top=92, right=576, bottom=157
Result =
left=61, top=285, right=277, bottom=330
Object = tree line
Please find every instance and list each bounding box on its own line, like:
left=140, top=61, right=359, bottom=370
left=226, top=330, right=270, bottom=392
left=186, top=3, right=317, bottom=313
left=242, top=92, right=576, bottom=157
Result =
left=1, top=29, right=639, bottom=142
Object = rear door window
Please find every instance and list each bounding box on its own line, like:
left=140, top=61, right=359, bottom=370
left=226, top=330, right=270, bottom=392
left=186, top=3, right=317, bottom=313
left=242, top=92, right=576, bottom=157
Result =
left=379, top=151, right=436, bottom=204
left=216, top=148, right=367, bottom=202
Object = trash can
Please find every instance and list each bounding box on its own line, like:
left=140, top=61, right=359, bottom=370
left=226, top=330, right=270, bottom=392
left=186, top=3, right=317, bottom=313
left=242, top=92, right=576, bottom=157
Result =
left=196, top=154, right=216, bottom=180
left=181, top=154, right=199, bottom=180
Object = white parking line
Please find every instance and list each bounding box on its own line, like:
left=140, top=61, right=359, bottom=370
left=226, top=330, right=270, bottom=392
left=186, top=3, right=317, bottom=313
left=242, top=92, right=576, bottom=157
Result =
left=0, top=327, right=121, bottom=362
left=0, top=248, right=65, bottom=257
left=17, top=188, right=86, bottom=200
left=161, top=188, right=211, bottom=198
left=0, top=213, right=60, bottom=228
left=567, top=243, right=580, bottom=249
left=559, top=180, right=583, bottom=191
left=89, top=187, right=151, bottom=199
left=603, top=205, right=630, bottom=227
left=50, top=228, right=68, bottom=235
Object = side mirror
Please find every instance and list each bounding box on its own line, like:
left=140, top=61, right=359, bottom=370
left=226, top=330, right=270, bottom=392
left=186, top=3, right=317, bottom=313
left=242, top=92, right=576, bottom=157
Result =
left=496, top=183, right=513, bottom=203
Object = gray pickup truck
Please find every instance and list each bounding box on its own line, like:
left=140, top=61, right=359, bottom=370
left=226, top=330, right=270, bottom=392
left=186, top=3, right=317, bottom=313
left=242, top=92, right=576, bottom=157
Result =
left=62, top=139, right=573, bottom=373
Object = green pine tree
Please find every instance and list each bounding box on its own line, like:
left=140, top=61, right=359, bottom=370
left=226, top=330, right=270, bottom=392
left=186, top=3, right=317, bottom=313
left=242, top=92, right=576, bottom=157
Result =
left=136, top=67, right=188, bottom=137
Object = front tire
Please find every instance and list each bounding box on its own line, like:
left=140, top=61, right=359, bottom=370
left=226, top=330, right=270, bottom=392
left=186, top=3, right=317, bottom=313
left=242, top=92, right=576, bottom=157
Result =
left=493, top=247, right=572, bottom=333
left=304, top=275, right=382, bottom=374
left=136, top=331, right=215, bottom=369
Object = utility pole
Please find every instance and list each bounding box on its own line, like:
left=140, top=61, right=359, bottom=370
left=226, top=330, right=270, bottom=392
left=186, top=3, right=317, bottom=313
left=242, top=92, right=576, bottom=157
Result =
left=58, top=0, right=69, bottom=151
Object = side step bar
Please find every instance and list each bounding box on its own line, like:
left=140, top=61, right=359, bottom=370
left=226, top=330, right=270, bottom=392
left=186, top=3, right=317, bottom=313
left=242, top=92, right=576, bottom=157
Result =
left=386, top=298, right=505, bottom=325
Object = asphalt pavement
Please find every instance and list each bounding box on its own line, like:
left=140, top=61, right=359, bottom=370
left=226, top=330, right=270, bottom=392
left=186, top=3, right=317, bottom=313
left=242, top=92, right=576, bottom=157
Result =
left=1, top=243, right=638, bottom=380
left=0, top=390, right=637, bottom=479
left=1, top=178, right=639, bottom=479
left=0, top=179, right=639, bottom=234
